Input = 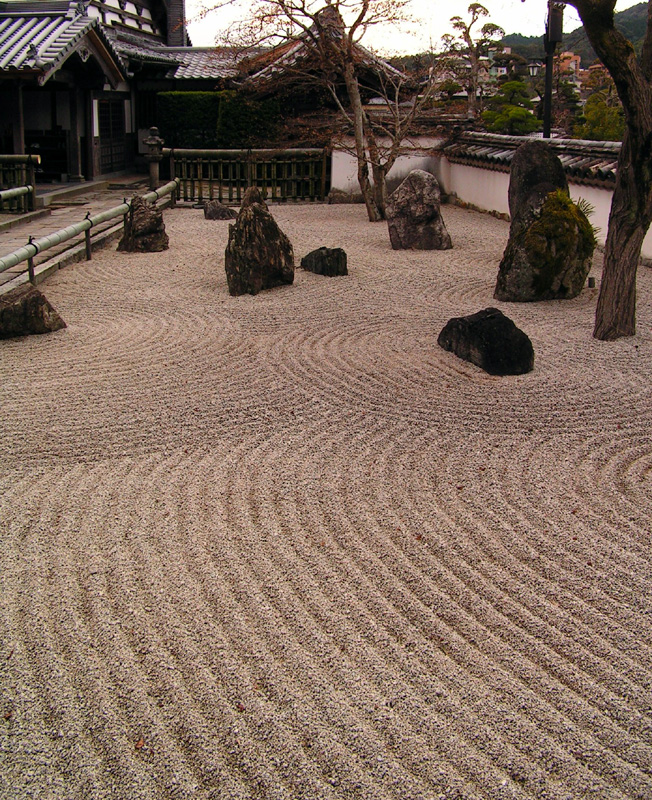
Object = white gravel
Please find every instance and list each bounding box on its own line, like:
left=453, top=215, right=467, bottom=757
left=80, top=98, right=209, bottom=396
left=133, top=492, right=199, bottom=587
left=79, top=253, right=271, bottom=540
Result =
left=1, top=202, right=651, bottom=800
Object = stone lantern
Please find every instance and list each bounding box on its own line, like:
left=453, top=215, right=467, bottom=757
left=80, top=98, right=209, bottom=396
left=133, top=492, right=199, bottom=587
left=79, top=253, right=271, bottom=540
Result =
left=143, top=126, right=164, bottom=189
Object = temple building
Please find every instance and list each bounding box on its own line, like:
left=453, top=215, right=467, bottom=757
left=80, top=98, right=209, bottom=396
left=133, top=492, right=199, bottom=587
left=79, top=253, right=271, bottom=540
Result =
left=0, top=0, right=237, bottom=180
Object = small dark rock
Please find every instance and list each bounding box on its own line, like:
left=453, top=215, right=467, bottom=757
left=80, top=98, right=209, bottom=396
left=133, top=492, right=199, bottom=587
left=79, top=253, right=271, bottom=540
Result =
left=225, top=203, right=294, bottom=296
left=386, top=170, right=452, bottom=250
left=204, top=200, right=238, bottom=220
left=438, top=307, right=534, bottom=375
left=327, top=189, right=364, bottom=204
left=0, top=284, right=67, bottom=339
left=301, top=247, right=348, bottom=276
left=117, top=195, right=169, bottom=252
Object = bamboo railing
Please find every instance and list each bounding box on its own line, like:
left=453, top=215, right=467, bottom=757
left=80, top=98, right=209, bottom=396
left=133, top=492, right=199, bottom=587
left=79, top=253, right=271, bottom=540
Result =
left=0, top=179, right=179, bottom=286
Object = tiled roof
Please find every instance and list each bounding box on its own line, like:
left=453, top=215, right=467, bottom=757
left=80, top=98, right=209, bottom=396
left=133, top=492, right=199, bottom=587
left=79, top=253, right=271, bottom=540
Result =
left=105, top=28, right=239, bottom=79
left=107, top=29, right=179, bottom=66
left=0, top=1, right=125, bottom=83
left=444, top=132, right=620, bottom=185
left=244, top=37, right=405, bottom=90
left=164, top=47, right=240, bottom=80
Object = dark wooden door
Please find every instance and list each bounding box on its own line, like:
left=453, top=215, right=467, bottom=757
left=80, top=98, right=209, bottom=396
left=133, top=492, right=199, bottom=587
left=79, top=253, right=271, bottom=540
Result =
left=98, top=98, right=126, bottom=174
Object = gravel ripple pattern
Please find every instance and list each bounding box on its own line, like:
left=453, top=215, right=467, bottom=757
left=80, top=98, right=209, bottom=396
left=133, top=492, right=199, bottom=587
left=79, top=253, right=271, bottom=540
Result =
left=1, top=204, right=651, bottom=800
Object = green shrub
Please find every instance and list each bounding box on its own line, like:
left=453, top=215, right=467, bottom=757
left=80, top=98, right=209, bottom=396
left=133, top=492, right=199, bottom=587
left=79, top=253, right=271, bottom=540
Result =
left=157, top=91, right=280, bottom=149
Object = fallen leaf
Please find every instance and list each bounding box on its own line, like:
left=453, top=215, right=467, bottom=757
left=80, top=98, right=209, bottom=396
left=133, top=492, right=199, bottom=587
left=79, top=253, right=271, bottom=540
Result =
left=135, top=737, right=145, bottom=750
left=4, top=710, right=12, bottom=721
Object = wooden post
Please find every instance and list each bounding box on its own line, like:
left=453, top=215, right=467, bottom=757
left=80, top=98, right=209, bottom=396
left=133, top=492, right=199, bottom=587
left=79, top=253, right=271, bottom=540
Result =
left=321, top=149, right=328, bottom=201
left=27, top=236, right=35, bottom=283
left=84, top=214, right=92, bottom=260
left=28, top=159, right=36, bottom=211
left=12, top=83, right=25, bottom=155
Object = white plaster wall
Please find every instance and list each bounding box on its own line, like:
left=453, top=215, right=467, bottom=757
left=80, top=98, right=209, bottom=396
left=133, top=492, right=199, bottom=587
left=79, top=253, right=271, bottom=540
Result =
left=330, top=146, right=652, bottom=258
left=565, top=183, right=652, bottom=257
left=446, top=163, right=510, bottom=216
left=330, top=137, right=446, bottom=194
left=437, top=157, right=652, bottom=259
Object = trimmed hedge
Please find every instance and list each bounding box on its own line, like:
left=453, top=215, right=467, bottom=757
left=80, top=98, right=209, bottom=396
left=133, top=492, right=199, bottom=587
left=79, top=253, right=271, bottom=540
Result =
left=157, top=91, right=280, bottom=149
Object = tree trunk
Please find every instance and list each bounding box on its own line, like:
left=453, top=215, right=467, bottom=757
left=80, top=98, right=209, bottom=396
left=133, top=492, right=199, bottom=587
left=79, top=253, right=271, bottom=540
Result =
left=371, top=169, right=387, bottom=219
left=368, top=135, right=388, bottom=220
left=567, top=0, right=652, bottom=340
left=593, top=129, right=652, bottom=339
left=342, top=62, right=383, bottom=222
left=594, top=133, right=650, bottom=339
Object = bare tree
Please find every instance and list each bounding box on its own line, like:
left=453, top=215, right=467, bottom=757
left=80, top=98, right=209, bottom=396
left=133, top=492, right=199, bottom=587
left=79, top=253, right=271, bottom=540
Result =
left=219, top=0, right=441, bottom=221
left=563, top=0, right=652, bottom=340
left=441, top=3, right=504, bottom=118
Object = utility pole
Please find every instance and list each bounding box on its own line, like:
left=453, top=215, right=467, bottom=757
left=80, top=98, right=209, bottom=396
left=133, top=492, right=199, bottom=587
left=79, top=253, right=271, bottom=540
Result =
left=543, top=2, right=564, bottom=137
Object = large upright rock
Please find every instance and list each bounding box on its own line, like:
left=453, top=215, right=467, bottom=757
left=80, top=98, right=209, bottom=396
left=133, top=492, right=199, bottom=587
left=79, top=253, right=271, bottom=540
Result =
left=0, top=284, right=66, bottom=339
left=240, top=186, right=269, bottom=212
left=495, top=141, right=595, bottom=301
left=224, top=202, right=294, bottom=296
left=438, top=307, right=534, bottom=376
left=117, top=195, right=169, bottom=253
left=386, top=170, right=452, bottom=250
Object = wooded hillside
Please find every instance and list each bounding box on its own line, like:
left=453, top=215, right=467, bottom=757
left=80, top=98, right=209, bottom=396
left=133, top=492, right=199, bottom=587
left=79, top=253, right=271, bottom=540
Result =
left=502, top=2, right=647, bottom=65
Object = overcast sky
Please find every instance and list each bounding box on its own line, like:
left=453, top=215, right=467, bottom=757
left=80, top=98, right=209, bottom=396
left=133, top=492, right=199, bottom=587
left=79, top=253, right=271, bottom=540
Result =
left=185, top=0, right=641, bottom=55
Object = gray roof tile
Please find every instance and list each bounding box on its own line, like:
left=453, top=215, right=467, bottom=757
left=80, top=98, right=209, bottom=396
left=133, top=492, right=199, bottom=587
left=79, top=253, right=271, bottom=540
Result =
left=444, top=132, right=621, bottom=185
left=164, top=47, right=239, bottom=80
left=0, top=4, right=125, bottom=79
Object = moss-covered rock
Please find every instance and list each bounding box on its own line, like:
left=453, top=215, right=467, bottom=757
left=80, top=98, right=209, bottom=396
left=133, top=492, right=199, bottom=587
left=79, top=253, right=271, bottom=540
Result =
left=524, top=190, right=596, bottom=298
left=495, top=142, right=596, bottom=302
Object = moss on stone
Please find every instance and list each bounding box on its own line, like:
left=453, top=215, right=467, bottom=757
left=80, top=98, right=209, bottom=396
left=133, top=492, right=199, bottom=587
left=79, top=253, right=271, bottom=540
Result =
left=524, top=189, right=597, bottom=297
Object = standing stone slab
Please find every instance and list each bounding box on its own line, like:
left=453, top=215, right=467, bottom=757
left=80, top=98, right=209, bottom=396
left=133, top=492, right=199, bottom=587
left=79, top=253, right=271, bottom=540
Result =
left=117, top=195, right=169, bottom=252
left=224, top=202, right=294, bottom=296
left=495, top=141, right=595, bottom=301
left=301, top=247, right=348, bottom=276
left=438, top=307, right=534, bottom=376
left=386, top=170, right=452, bottom=250
left=204, top=200, right=238, bottom=220
left=0, top=284, right=67, bottom=339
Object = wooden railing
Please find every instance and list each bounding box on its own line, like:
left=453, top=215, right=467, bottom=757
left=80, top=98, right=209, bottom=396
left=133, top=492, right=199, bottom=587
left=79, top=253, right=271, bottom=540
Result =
left=0, top=155, right=41, bottom=213
left=164, top=148, right=330, bottom=204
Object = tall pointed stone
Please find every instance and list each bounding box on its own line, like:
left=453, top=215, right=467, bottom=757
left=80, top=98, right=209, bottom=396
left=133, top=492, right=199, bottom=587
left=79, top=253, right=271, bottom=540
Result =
left=224, top=202, right=294, bottom=296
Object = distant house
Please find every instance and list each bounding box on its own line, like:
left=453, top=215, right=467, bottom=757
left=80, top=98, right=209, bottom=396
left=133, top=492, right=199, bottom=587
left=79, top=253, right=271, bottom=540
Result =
left=0, top=0, right=239, bottom=181
left=559, top=51, right=581, bottom=79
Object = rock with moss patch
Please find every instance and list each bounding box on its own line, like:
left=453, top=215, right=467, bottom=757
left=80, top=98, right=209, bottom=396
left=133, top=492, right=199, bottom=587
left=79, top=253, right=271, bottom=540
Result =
left=495, top=141, right=595, bottom=301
